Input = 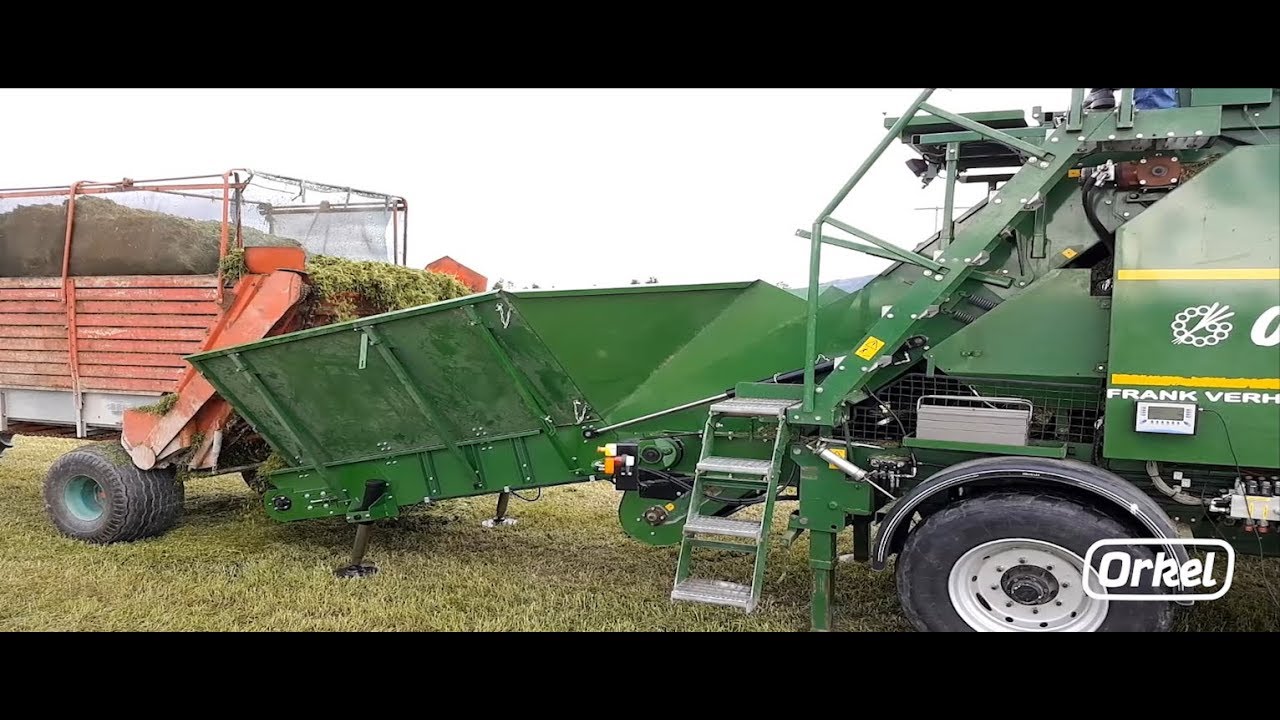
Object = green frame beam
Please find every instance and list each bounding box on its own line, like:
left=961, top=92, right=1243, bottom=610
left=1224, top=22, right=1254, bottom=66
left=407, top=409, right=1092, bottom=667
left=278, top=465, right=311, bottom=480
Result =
left=1117, top=88, right=1135, bottom=129
left=917, top=126, right=1051, bottom=145
left=797, top=229, right=1013, bottom=288
left=918, top=102, right=1053, bottom=159
left=902, top=436, right=1069, bottom=459
left=797, top=229, right=939, bottom=272
left=942, top=142, right=959, bottom=248
left=1067, top=88, right=1084, bottom=132
left=824, top=217, right=940, bottom=271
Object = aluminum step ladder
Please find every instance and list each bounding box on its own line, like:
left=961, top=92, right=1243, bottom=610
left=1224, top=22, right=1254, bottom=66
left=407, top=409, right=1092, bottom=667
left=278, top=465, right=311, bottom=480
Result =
left=671, top=396, right=794, bottom=613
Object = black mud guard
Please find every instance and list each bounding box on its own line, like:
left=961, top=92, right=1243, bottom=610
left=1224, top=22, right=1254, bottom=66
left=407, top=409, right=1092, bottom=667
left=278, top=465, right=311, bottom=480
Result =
left=871, top=456, right=1191, bottom=596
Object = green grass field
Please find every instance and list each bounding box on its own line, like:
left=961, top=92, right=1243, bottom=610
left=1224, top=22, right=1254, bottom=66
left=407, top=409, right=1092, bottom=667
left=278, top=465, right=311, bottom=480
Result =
left=2, top=435, right=1277, bottom=631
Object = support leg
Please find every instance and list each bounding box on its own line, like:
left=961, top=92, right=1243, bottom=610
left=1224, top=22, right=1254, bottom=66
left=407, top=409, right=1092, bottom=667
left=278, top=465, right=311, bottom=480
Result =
left=839, top=519, right=872, bottom=564
left=852, top=519, right=870, bottom=562
left=809, top=530, right=837, bottom=632
left=482, top=490, right=518, bottom=528
left=335, top=523, right=378, bottom=578
left=335, top=479, right=387, bottom=578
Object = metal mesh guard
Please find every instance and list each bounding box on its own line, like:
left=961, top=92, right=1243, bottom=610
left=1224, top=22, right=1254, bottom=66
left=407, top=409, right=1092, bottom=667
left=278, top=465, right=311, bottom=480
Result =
left=848, top=373, right=1102, bottom=446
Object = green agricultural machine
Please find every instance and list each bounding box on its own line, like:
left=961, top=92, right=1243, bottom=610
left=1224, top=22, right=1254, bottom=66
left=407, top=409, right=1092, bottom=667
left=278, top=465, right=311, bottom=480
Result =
left=43, top=88, right=1280, bottom=631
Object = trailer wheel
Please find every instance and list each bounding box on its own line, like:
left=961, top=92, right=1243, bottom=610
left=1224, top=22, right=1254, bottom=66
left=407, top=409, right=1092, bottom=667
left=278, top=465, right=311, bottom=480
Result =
left=43, top=444, right=184, bottom=544
left=896, top=491, right=1174, bottom=632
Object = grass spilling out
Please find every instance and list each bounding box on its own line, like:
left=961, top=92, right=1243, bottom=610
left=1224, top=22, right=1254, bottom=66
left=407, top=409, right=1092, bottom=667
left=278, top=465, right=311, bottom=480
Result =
left=305, top=254, right=470, bottom=320
left=219, top=249, right=470, bottom=322
left=134, top=393, right=178, bottom=416
left=2, top=435, right=1278, bottom=631
left=257, top=452, right=288, bottom=475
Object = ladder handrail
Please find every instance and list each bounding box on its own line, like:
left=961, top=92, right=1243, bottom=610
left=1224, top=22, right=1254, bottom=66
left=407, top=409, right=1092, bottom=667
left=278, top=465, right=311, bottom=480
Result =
left=801, top=88, right=1094, bottom=412
left=802, top=88, right=936, bottom=410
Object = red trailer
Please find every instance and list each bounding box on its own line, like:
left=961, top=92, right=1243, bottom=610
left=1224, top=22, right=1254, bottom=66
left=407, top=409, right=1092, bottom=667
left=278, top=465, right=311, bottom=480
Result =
left=0, top=170, right=409, bottom=471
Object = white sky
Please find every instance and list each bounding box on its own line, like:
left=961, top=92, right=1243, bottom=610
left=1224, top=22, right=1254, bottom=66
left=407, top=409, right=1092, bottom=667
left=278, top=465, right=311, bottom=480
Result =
left=0, top=88, right=1069, bottom=288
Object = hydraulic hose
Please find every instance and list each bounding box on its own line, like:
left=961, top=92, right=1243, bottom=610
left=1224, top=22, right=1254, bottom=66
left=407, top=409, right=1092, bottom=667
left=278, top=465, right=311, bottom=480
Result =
left=1145, top=461, right=1208, bottom=506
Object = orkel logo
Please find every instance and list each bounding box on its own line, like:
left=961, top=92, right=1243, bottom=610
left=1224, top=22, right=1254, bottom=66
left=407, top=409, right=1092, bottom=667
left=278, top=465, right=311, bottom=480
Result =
left=1082, top=538, right=1235, bottom=601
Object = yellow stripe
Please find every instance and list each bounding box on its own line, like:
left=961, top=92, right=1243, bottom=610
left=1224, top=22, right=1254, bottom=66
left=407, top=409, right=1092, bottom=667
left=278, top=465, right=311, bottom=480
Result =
left=1111, top=373, right=1280, bottom=390
left=1117, top=268, right=1280, bottom=281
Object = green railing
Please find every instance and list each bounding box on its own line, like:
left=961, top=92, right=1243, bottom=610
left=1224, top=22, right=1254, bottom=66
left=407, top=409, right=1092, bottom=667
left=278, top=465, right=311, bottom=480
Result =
left=800, top=88, right=1109, bottom=411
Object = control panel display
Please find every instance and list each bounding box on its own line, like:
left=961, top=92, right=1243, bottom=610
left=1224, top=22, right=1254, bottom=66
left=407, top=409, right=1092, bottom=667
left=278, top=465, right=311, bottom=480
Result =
left=1146, top=405, right=1185, bottom=421
left=1134, top=401, right=1197, bottom=435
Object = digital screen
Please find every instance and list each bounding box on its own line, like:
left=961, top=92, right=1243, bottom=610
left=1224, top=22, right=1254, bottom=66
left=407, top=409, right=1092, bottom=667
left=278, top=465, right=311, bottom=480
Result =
left=1147, top=406, right=1185, bottom=421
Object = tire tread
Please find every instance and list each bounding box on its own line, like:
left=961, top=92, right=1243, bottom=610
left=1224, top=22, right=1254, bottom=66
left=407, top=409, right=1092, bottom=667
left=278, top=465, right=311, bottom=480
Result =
left=43, top=444, right=184, bottom=544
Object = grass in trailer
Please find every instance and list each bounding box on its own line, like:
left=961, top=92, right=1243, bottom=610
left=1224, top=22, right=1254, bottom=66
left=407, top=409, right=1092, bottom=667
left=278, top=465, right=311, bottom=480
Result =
left=1, top=436, right=1276, bottom=631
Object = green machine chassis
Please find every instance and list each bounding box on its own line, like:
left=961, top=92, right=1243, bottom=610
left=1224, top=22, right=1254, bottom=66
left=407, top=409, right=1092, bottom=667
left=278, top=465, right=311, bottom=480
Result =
left=181, top=87, right=1278, bottom=632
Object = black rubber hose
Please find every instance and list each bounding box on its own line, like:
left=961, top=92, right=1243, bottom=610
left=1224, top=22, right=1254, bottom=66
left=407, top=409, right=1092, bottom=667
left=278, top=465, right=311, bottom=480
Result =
left=1081, top=175, right=1116, bottom=254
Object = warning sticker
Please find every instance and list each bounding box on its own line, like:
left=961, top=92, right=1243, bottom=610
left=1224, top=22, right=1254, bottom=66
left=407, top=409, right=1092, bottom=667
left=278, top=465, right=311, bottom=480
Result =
left=854, top=336, right=885, bottom=360
left=1061, top=247, right=1079, bottom=259
left=826, top=447, right=847, bottom=470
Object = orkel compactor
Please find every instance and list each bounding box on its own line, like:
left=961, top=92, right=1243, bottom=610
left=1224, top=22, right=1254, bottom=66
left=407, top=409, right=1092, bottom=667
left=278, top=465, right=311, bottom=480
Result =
left=41, top=88, right=1280, bottom=631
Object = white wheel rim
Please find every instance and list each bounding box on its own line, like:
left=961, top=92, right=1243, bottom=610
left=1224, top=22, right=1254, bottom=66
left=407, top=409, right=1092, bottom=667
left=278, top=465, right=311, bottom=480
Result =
left=947, top=538, right=1109, bottom=632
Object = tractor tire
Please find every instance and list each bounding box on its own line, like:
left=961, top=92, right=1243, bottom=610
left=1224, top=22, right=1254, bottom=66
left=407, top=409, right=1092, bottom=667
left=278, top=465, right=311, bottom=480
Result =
left=43, top=443, right=184, bottom=544
left=897, top=490, right=1175, bottom=632
left=0, top=433, right=12, bottom=459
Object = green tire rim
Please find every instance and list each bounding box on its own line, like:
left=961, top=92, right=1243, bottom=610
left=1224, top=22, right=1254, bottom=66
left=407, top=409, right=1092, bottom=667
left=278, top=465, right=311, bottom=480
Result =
left=65, top=475, right=106, bottom=522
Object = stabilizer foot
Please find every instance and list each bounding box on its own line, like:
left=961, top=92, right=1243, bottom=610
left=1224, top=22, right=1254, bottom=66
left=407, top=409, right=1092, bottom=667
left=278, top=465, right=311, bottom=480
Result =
left=335, top=562, right=379, bottom=578
left=335, top=513, right=379, bottom=579
left=482, top=490, right=517, bottom=528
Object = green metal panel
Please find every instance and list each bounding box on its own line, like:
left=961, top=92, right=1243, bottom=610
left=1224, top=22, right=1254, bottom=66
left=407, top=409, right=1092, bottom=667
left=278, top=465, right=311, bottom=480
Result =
left=885, top=108, right=1028, bottom=135
left=1104, top=145, right=1280, bottom=469
left=188, top=282, right=874, bottom=523
left=1189, top=88, right=1273, bottom=107
left=902, top=436, right=1069, bottom=459
left=511, top=283, right=753, bottom=420
left=793, top=452, right=874, bottom=528
left=929, top=270, right=1110, bottom=383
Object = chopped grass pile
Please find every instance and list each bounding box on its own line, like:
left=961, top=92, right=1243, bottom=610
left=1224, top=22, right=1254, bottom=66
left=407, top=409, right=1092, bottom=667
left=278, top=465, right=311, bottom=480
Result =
left=0, top=195, right=294, bottom=277
left=2, top=435, right=1277, bottom=632
left=305, top=255, right=471, bottom=320
left=134, top=393, right=178, bottom=416
left=257, top=452, right=288, bottom=475
left=219, top=249, right=471, bottom=322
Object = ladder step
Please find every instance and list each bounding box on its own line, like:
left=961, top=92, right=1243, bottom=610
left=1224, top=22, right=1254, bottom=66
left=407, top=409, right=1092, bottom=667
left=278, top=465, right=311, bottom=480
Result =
left=671, top=578, right=754, bottom=611
left=684, top=514, right=763, bottom=539
left=702, top=479, right=769, bottom=491
left=709, top=397, right=798, bottom=417
left=697, top=457, right=773, bottom=475
left=690, top=538, right=757, bottom=553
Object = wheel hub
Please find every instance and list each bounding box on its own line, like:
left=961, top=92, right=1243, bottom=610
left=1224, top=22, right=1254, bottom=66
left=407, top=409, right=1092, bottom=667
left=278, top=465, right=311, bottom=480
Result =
left=1001, top=564, right=1060, bottom=605
left=64, top=475, right=105, bottom=522
left=947, top=538, right=1109, bottom=631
